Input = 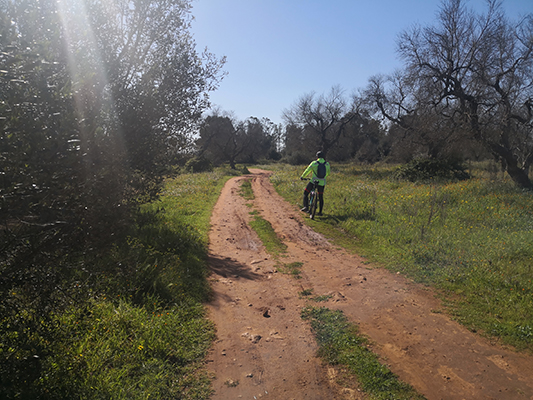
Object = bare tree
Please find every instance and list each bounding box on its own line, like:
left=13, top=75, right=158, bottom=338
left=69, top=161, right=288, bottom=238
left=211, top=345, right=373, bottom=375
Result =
left=365, top=72, right=469, bottom=160
left=389, top=0, right=533, bottom=188
left=282, top=85, right=360, bottom=156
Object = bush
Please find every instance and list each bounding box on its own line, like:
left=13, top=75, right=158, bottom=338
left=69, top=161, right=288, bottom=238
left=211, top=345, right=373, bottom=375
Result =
left=283, top=152, right=310, bottom=166
left=184, top=156, right=213, bottom=173
left=267, top=149, right=282, bottom=161
left=394, top=158, right=470, bottom=182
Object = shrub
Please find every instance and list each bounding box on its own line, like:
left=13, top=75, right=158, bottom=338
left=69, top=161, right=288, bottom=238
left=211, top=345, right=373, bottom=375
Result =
left=268, top=149, right=282, bottom=161
left=394, top=158, right=470, bottom=182
left=283, top=152, right=310, bottom=166
left=184, top=156, right=213, bottom=173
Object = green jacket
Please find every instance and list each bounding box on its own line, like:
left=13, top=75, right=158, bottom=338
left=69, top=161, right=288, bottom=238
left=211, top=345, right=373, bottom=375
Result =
left=301, top=158, right=331, bottom=186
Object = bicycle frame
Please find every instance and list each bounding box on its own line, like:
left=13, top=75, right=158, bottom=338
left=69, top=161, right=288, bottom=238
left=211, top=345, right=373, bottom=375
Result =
left=306, top=179, right=319, bottom=219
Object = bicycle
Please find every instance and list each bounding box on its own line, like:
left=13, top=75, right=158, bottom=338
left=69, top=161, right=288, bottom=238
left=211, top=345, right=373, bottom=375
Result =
left=303, top=179, right=319, bottom=219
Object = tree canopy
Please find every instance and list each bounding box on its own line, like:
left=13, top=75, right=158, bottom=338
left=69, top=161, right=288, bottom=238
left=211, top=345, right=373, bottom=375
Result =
left=1, top=1, right=225, bottom=392
left=366, top=0, right=533, bottom=188
left=1, top=0, right=225, bottom=244
left=196, top=111, right=281, bottom=168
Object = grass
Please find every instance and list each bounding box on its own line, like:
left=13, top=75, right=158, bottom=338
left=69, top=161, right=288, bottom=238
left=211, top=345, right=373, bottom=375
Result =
left=238, top=178, right=288, bottom=256
left=1, top=168, right=234, bottom=399
left=277, top=261, right=304, bottom=278
left=239, top=179, right=255, bottom=200
left=299, top=288, right=314, bottom=297
left=249, top=212, right=288, bottom=256
left=311, top=294, right=333, bottom=302
left=48, top=301, right=214, bottom=400
left=302, top=307, right=426, bottom=400
left=267, top=162, right=533, bottom=351
left=156, top=169, right=231, bottom=245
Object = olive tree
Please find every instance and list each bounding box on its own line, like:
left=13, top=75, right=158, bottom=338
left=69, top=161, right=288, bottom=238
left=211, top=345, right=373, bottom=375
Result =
left=57, top=0, right=226, bottom=172
left=1, top=0, right=225, bottom=392
left=282, top=85, right=361, bottom=156
left=1, top=0, right=225, bottom=234
left=377, top=0, right=533, bottom=188
left=365, top=72, right=473, bottom=161
left=196, top=113, right=278, bottom=167
left=196, top=113, right=246, bottom=169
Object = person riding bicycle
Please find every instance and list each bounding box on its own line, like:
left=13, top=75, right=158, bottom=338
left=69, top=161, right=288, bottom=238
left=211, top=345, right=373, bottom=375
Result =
left=300, top=151, right=331, bottom=216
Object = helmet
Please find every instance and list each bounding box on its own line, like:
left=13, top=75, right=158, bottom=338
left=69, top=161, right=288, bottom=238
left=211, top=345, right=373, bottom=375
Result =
left=316, top=151, right=324, bottom=159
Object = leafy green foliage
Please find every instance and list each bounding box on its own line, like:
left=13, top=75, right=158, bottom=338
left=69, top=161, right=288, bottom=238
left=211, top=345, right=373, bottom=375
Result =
left=1, top=169, right=230, bottom=399
left=284, top=151, right=311, bottom=165
left=185, top=156, right=214, bottom=173
left=1, top=0, right=225, bottom=395
left=197, top=114, right=280, bottom=168
left=1, top=0, right=225, bottom=250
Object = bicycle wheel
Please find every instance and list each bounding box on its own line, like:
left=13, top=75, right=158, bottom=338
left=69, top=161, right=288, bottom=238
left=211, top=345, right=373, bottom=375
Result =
left=309, top=190, right=318, bottom=219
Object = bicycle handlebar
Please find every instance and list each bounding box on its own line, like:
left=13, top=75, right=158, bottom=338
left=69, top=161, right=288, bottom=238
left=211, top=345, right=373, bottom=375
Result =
left=301, top=178, right=320, bottom=188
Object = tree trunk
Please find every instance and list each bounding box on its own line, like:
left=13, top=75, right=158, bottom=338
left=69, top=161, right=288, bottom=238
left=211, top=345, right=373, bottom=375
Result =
left=488, top=142, right=532, bottom=189
left=505, top=163, right=532, bottom=189
left=469, top=103, right=532, bottom=190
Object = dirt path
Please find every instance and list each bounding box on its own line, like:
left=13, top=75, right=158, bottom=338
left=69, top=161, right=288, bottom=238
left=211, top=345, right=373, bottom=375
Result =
left=205, top=169, right=533, bottom=400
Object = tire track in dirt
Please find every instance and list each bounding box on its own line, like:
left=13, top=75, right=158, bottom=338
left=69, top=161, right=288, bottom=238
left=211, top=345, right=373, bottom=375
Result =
left=206, top=169, right=533, bottom=400
left=206, top=174, right=342, bottom=400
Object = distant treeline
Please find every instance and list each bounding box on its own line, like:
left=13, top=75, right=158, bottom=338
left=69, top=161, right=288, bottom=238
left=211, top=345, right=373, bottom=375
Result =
left=196, top=1, right=533, bottom=190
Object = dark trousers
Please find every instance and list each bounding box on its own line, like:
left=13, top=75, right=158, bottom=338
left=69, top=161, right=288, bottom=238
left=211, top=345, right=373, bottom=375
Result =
left=303, top=182, right=324, bottom=212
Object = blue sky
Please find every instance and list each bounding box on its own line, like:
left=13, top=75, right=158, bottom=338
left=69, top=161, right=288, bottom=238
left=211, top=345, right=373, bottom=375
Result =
left=190, top=0, right=533, bottom=124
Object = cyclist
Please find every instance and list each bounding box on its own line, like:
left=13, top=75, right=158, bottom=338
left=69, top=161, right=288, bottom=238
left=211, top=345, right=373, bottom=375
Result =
left=300, top=151, right=331, bottom=216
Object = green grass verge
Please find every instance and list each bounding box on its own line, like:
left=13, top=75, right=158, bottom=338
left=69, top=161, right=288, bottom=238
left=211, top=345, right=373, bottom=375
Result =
left=302, top=307, right=425, bottom=400
left=239, top=179, right=255, bottom=200
left=266, top=163, right=533, bottom=351
left=47, top=301, right=215, bottom=400
left=1, top=169, right=233, bottom=399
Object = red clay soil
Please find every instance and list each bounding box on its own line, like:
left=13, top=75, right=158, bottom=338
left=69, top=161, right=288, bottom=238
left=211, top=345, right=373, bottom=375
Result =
left=205, top=169, right=533, bottom=400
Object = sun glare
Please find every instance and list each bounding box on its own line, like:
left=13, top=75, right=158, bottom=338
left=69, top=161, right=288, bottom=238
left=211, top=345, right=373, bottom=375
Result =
left=55, top=0, right=124, bottom=154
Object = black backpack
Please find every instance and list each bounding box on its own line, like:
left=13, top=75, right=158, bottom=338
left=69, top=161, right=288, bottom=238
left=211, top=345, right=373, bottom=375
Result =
left=316, top=161, right=326, bottom=179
